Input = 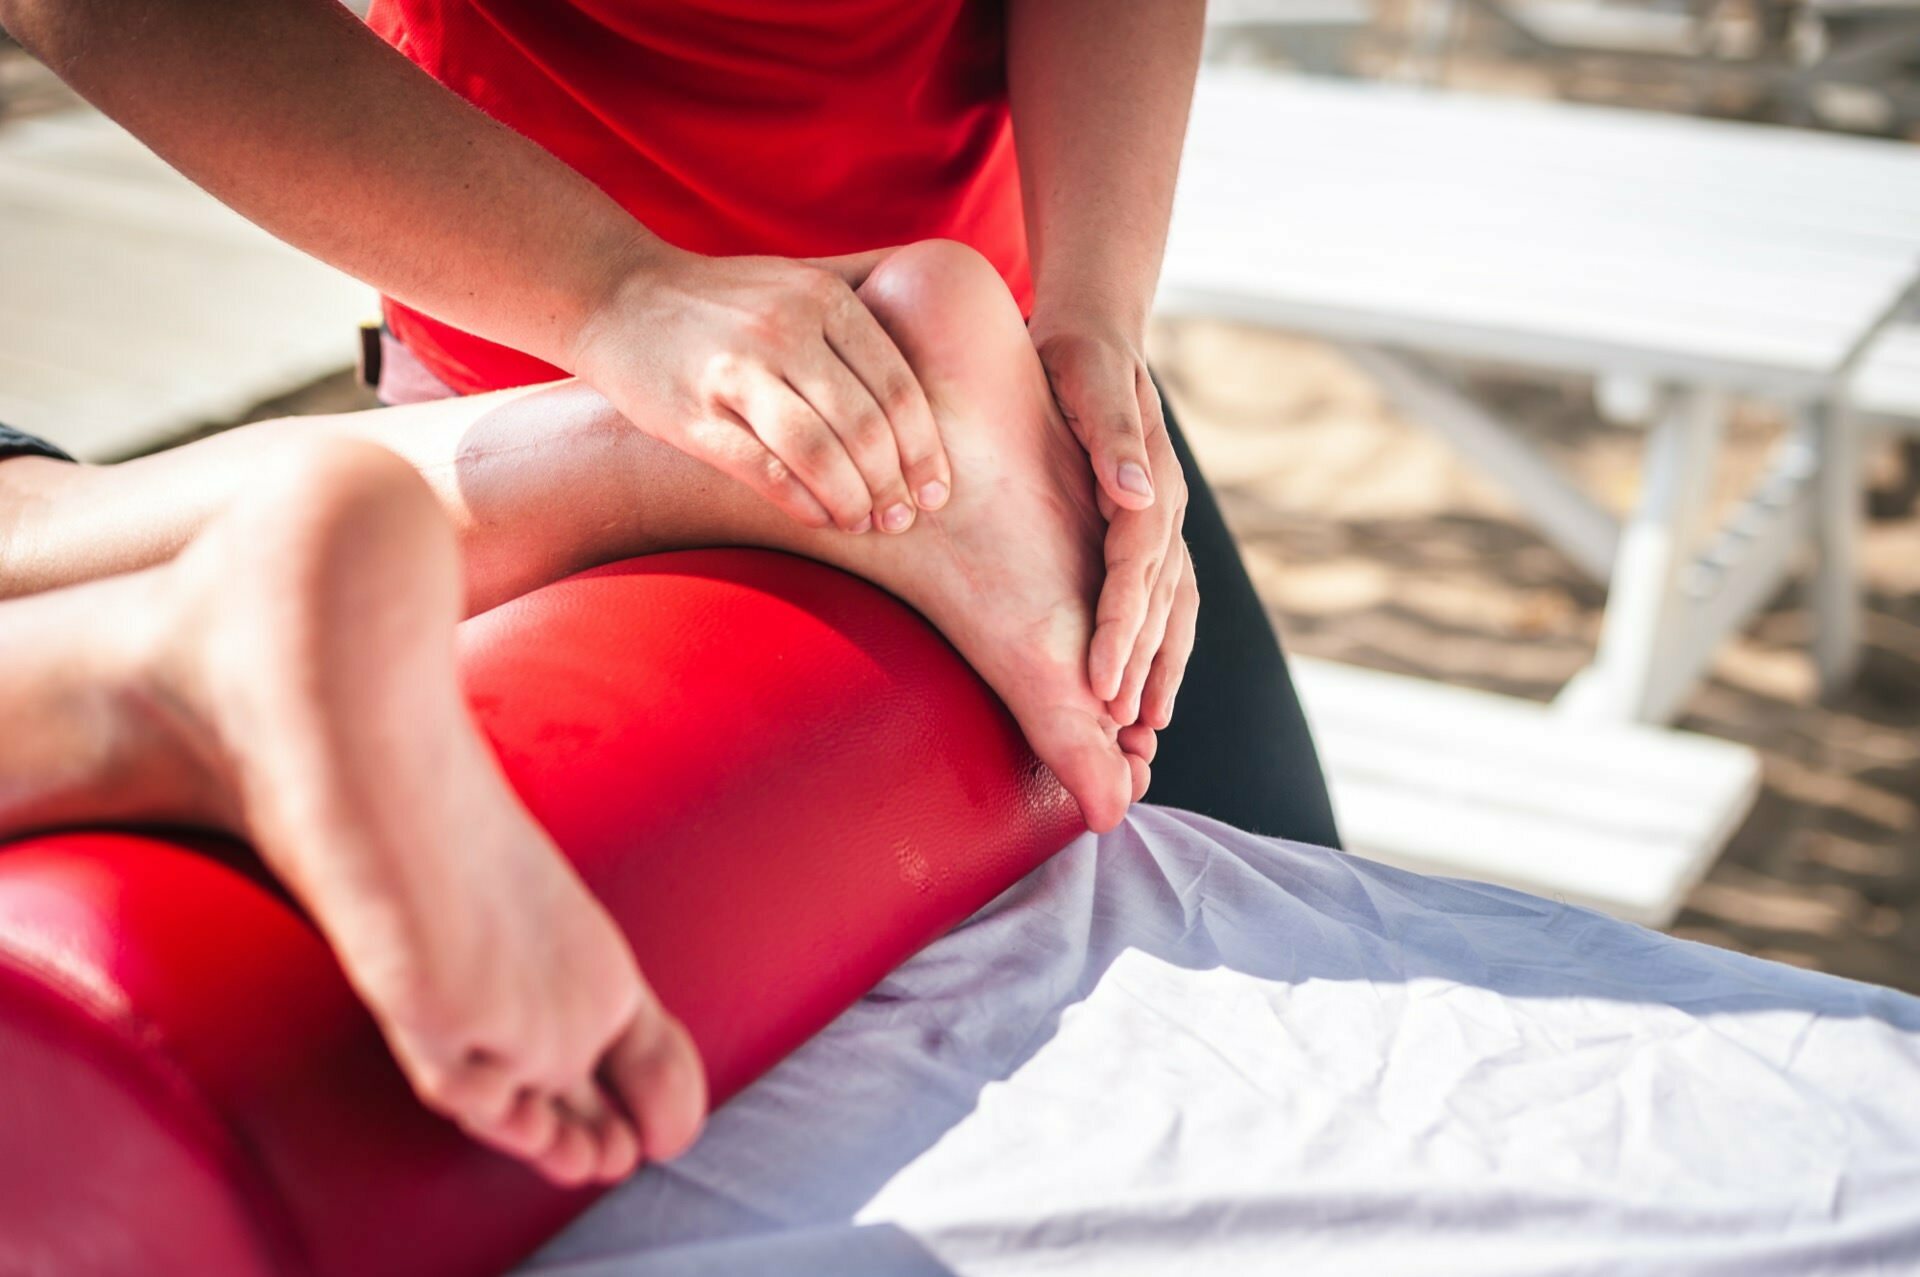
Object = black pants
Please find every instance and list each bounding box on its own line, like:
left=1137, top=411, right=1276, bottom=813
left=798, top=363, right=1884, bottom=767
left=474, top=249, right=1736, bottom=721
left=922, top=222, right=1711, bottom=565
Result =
left=0, top=422, right=75, bottom=465
left=1147, top=390, right=1341, bottom=849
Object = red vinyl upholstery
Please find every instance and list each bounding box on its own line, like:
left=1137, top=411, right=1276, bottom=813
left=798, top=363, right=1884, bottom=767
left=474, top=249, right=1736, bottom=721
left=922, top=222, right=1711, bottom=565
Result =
left=0, top=550, right=1084, bottom=1277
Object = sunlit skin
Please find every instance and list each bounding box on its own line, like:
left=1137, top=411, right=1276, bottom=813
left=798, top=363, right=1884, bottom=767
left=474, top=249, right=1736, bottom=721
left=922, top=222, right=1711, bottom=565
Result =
left=0, top=0, right=1204, bottom=709
left=0, top=241, right=1180, bottom=1188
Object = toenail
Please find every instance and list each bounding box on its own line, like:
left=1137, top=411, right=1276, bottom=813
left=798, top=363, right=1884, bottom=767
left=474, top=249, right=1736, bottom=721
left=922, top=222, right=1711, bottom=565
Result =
left=881, top=502, right=914, bottom=533
left=917, top=479, right=949, bottom=510
left=1117, top=462, right=1153, bottom=498
left=851, top=514, right=873, bottom=534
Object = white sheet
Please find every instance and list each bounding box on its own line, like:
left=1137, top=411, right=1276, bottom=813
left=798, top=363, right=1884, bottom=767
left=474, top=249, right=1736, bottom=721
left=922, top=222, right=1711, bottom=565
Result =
left=522, top=806, right=1920, bottom=1276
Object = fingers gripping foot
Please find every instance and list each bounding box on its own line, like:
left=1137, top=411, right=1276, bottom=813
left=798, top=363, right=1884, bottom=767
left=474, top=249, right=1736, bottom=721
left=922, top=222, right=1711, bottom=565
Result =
left=847, top=242, right=1147, bottom=831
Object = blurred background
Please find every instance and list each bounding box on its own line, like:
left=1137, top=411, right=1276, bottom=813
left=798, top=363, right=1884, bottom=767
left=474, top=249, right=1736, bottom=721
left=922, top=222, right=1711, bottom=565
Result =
left=2, top=2, right=1916, bottom=988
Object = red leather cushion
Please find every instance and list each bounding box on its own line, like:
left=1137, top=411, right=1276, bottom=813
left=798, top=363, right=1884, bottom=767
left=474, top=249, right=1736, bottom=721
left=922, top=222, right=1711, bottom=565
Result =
left=0, top=550, right=1083, bottom=1277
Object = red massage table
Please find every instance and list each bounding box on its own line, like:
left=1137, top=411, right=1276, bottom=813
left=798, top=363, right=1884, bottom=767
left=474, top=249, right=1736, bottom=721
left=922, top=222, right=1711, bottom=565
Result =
left=0, top=550, right=1084, bottom=1277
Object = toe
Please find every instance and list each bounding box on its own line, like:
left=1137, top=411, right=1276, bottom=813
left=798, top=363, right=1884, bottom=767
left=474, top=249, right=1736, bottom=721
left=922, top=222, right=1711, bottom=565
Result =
left=1027, top=709, right=1133, bottom=833
left=534, top=1108, right=600, bottom=1188
left=595, top=1112, right=642, bottom=1182
left=1117, top=723, right=1158, bottom=763
left=605, top=1009, right=709, bottom=1164
left=559, top=1079, right=642, bottom=1183
left=483, top=1087, right=560, bottom=1162
left=398, top=1039, right=555, bottom=1161
left=495, top=1083, right=560, bottom=1159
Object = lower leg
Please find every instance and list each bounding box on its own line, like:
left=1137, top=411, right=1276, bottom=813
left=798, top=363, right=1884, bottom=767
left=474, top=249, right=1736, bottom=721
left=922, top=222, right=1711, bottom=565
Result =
left=1, top=245, right=1146, bottom=826
left=0, top=439, right=703, bottom=1185
left=348, top=246, right=1151, bottom=824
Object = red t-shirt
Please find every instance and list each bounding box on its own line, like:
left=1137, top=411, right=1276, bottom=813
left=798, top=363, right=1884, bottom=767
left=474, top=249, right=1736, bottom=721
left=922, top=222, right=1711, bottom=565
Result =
left=366, top=0, right=1029, bottom=394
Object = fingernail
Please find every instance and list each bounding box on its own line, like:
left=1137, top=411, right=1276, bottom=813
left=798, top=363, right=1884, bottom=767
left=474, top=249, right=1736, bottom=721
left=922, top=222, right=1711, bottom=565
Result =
left=1117, top=461, right=1153, bottom=498
left=917, top=479, right=949, bottom=510
left=851, top=514, right=873, bottom=534
left=881, top=502, right=914, bottom=533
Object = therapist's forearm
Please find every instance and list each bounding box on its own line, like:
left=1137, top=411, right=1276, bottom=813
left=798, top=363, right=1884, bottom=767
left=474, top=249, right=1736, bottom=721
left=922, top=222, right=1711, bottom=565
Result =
left=1007, top=0, right=1205, bottom=340
left=0, top=0, right=651, bottom=371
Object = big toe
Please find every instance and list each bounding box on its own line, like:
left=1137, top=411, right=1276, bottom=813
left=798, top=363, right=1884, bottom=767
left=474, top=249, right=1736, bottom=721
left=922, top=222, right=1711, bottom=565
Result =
left=1023, top=707, right=1134, bottom=833
left=606, top=1010, right=709, bottom=1163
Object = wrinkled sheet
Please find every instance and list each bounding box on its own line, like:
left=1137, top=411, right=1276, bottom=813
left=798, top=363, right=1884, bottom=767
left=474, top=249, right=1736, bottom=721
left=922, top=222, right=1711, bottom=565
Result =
left=522, top=806, right=1920, bottom=1276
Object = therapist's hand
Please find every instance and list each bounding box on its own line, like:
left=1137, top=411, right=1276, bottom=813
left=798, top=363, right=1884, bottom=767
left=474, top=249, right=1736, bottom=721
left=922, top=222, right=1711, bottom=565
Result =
left=1030, top=318, right=1197, bottom=731
left=572, top=245, right=952, bottom=535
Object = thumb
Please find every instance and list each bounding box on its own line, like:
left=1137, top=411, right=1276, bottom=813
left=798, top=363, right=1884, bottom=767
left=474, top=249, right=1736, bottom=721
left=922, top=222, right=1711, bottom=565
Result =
left=805, top=246, right=901, bottom=289
left=1045, top=338, right=1155, bottom=511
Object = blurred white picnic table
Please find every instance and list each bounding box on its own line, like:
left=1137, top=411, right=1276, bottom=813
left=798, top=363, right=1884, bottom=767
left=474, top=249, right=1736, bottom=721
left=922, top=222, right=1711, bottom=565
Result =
left=1396, top=0, right=1920, bottom=133
left=1159, top=68, right=1920, bottom=726
left=1156, top=70, right=1920, bottom=918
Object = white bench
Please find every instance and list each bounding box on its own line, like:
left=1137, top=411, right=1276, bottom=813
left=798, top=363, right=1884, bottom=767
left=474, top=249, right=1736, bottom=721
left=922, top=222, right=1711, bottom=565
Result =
left=1154, top=72, right=1920, bottom=908
left=1159, top=70, right=1920, bottom=726
left=1292, top=656, right=1761, bottom=927
left=1856, top=324, right=1920, bottom=429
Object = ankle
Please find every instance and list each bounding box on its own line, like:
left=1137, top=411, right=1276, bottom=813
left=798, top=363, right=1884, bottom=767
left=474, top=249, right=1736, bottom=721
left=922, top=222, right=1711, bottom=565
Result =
left=117, top=560, right=250, bottom=828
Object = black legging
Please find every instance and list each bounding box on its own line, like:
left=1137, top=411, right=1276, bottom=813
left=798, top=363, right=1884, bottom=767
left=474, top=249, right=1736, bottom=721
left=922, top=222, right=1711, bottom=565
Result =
left=1147, top=387, right=1341, bottom=849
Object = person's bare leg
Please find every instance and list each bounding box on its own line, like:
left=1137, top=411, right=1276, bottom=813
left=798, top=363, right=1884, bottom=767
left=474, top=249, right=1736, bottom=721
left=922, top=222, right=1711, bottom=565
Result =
left=0, top=439, right=704, bottom=1186
left=413, top=242, right=1153, bottom=826
left=511, top=240, right=1158, bottom=826
left=0, top=245, right=1164, bottom=828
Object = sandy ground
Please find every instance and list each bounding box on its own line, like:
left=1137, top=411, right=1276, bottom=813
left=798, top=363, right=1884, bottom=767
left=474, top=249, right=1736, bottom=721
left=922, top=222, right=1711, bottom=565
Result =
left=1149, top=318, right=1920, bottom=993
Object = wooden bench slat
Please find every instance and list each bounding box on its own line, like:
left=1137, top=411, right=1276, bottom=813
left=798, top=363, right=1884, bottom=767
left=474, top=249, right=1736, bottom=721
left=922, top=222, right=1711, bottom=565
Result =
left=1170, top=189, right=1902, bottom=333
left=1189, top=73, right=1920, bottom=222
left=1163, top=73, right=1920, bottom=386
left=1161, top=248, right=1886, bottom=378
left=1291, top=658, right=1762, bottom=926
left=1854, top=325, right=1920, bottom=422
left=1174, top=162, right=1920, bottom=287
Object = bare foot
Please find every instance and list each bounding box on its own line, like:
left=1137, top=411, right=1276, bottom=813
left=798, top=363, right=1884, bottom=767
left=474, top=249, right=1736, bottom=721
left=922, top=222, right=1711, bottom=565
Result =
left=809, top=241, right=1152, bottom=832
left=38, top=441, right=704, bottom=1184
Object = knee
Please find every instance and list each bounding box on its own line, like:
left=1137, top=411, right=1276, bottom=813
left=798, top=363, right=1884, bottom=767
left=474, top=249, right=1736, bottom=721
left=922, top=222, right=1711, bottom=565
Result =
left=858, top=240, right=1026, bottom=355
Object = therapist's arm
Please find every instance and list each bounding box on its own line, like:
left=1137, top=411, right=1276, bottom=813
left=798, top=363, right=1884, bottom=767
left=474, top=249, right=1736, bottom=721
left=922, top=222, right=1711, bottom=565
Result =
left=0, top=0, right=947, bottom=535
left=1006, top=0, right=1205, bottom=728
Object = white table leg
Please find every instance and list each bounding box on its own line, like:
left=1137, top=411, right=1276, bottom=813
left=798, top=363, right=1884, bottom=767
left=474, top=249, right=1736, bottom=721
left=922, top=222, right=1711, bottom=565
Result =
left=1811, top=396, right=1864, bottom=695
left=1558, top=386, right=1725, bottom=724
left=1340, top=344, right=1621, bottom=581
left=1399, top=0, right=1463, bottom=82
